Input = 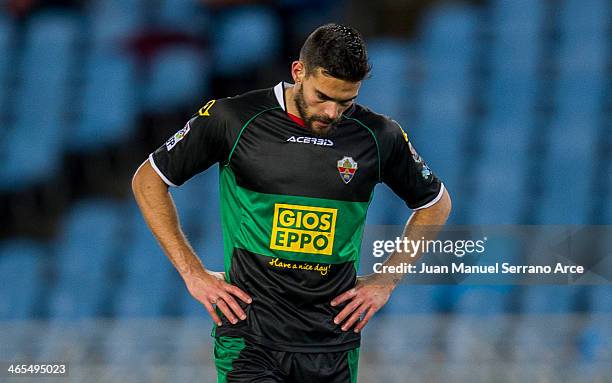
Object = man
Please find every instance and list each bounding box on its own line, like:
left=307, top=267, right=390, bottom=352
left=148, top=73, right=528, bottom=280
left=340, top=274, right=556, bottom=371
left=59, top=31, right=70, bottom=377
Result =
left=133, top=23, right=451, bottom=383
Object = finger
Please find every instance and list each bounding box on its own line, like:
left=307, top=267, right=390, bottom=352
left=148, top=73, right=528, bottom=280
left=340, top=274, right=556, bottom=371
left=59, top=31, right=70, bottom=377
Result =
left=219, top=292, right=247, bottom=320
left=226, top=284, right=252, bottom=304
left=202, top=301, right=222, bottom=326
left=333, top=297, right=363, bottom=325
left=354, top=306, right=377, bottom=333
left=331, top=288, right=357, bottom=306
left=216, top=300, right=238, bottom=324
left=340, top=302, right=368, bottom=331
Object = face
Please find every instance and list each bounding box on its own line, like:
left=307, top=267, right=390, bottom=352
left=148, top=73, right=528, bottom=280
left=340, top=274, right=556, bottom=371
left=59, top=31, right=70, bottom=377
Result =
left=292, top=64, right=361, bottom=137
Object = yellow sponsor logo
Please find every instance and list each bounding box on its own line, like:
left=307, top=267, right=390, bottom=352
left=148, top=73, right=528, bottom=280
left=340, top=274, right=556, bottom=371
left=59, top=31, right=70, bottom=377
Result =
left=270, top=204, right=337, bottom=255
left=198, top=99, right=216, bottom=116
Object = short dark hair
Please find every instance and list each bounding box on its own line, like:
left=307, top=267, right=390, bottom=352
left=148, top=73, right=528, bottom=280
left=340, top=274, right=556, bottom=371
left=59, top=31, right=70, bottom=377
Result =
left=299, top=23, right=371, bottom=82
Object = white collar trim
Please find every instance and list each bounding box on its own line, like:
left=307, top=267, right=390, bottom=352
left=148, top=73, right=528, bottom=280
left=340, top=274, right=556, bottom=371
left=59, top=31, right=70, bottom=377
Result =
left=274, top=81, right=293, bottom=111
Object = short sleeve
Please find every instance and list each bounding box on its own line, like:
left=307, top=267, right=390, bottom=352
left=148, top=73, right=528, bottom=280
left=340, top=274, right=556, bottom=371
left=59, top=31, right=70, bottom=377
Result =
left=380, top=121, right=444, bottom=210
left=149, top=100, right=228, bottom=187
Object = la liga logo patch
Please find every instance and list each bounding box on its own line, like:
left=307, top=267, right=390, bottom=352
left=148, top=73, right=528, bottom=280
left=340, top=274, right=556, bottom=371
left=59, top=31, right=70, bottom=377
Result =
left=337, top=156, right=358, bottom=184
left=166, top=121, right=190, bottom=151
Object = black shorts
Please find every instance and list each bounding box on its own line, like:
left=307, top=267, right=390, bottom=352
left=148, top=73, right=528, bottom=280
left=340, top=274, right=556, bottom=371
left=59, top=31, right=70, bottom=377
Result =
left=214, top=336, right=359, bottom=383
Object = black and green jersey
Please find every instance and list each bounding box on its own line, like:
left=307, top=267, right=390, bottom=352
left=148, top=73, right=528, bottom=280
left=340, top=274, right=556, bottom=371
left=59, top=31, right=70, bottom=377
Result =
left=150, top=82, right=444, bottom=352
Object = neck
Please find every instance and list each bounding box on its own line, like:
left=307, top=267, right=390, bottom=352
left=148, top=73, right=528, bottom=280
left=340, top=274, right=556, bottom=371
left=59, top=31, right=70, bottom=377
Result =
left=284, top=84, right=300, bottom=117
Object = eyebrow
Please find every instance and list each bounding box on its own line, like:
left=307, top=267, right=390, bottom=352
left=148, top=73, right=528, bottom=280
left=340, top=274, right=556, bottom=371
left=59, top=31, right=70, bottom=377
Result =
left=315, top=89, right=357, bottom=104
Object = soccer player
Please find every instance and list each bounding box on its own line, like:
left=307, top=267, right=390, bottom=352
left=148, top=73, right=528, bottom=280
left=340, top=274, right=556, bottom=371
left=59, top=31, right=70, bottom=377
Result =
left=132, top=23, right=451, bottom=383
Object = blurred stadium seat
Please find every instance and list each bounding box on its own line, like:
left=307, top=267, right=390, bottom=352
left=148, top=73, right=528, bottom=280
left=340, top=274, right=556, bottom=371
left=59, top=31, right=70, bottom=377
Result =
left=72, top=52, right=138, bottom=151
left=87, top=0, right=146, bottom=50
left=412, top=4, right=478, bottom=201
left=155, top=0, right=208, bottom=34
left=144, top=46, right=209, bottom=113
left=48, top=199, right=124, bottom=319
left=0, top=15, right=13, bottom=124
left=492, top=0, right=545, bottom=35
left=0, top=240, right=46, bottom=320
left=114, top=240, right=177, bottom=317
left=559, top=0, right=610, bottom=33
left=358, top=38, right=412, bottom=123
left=0, top=11, right=79, bottom=190
left=211, top=6, right=281, bottom=75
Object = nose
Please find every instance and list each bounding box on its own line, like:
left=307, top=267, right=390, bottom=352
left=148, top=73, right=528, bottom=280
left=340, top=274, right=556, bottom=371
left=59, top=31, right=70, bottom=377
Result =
left=323, top=102, right=340, bottom=121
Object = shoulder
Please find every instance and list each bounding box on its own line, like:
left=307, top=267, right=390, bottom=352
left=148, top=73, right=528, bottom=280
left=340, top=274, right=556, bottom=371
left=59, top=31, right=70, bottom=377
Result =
left=186, top=86, right=280, bottom=137
left=201, top=86, right=280, bottom=120
left=344, top=104, right=408, bottom=148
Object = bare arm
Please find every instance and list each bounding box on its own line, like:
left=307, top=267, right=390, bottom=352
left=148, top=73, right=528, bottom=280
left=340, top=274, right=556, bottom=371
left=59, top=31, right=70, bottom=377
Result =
left=331, top=188, right=452, bottom=332
left=131, top=160, right=251, bottom=325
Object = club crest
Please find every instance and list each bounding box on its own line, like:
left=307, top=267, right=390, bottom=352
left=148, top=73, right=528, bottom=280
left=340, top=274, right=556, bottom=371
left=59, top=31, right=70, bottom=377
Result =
left=337, top=156, right=358, bottom=184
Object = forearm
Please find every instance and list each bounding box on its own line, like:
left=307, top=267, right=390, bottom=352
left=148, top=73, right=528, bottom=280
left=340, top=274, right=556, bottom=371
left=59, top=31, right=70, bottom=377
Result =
left=379, top=188, right=452, bottom=286
left=132, top=160, right=205, bottom=279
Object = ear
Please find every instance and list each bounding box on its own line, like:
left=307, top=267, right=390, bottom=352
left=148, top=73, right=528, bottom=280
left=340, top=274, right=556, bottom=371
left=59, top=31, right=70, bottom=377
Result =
left=291, top=61, right=305, bottom=84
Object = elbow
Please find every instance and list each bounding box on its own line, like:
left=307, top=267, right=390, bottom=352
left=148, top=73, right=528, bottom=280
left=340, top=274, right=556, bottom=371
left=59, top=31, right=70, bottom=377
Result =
left=131, top=159, right=153, bottom=198
left=131, top=162, right=144, bottom=196
left=440, top=187, right=452, bottom=220
left=131, top=159, right=169, bottom=199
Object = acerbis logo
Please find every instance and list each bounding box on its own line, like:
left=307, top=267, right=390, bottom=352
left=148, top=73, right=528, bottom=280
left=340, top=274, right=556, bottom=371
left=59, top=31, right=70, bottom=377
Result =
left=287, top=136, right=334, bottom=146
left=270, top=204, right=337, bottom=256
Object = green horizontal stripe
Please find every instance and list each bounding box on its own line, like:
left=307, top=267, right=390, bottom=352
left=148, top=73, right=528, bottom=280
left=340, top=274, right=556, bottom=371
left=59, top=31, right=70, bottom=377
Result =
left=220, top=167, right=371, bottom=266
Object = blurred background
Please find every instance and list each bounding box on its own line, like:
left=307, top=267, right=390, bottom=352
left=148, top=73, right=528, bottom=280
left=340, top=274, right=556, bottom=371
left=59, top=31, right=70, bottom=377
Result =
left=0, top=0, right=610, bottom=381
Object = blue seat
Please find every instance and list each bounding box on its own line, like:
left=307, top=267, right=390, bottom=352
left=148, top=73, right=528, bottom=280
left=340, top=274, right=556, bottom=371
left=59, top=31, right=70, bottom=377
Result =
left=87, top=0, right=145, bottom=50
left=557, top=33, right=607, bottom=75
left=607, top=168, right=612, bottom=223
left=0, top=12, right=79, bottom=190
left=0, top=120, right=63, bottom=190
left=470, top=165, right=527, bottom=224
left=491, top=32, right=540, bottom=73
left=491, top=0, right=545, bottom=34
left=482, top=111, right=533, bottom=155
left=421, top=4, right=478, bottom=60
left=446, top=287, right=515, bottom=362
left=383, top=285, right=448, bottom=314
left=559, top=0, right=610, bottom=33
left=418, top=4, right=474, bottom=126
left=555, top=76, right=605, bottom=118
left=579, top=317, right=611, bottom=362
left=56, top=199, right=123, bottom=279
left=470, top=123, right=531, bottom=224
left=451, top=285, right=514, bottom=315
left=212, top=6, right=281, bottom=75
left=144, top=47, right=209, bottom=113
left=520, top=286, right=582, bottom=313
left=0, top=241, right=46, bottom=320
left=72, top=52, right=137, bottom=151
left=410, top=118, right=464, bottom=197
left=419, top=88, right=470, bottom=129
left=48, top=281, right=112, bottom=319
left=511, top=314, right=575, bottom=361
left=156, top=0, right=207, bottom=33
left=536, top=121, right=595, bottom=224
left=365, top=183, right=410, bottom=225
left=49, top=200, right=123, bottom=319
left=114, top=200, right=180, bottom=317
left=21, top=11, right=80, bottom=69
left=358, top=39, right=412, bottom=122
left=486, top=76, right=538, bottom=123
left=588, top=286, right=612, bottom=313
left=445, top=313, right=512, bottom=362
left=0, top=15, right=13, bottom=120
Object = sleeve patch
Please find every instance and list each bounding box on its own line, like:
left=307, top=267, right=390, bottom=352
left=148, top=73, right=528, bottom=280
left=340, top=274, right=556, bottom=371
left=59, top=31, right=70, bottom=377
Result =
left=408, top=141, right=433, bottom=181
left=166, top=121, right=191, bottom=151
